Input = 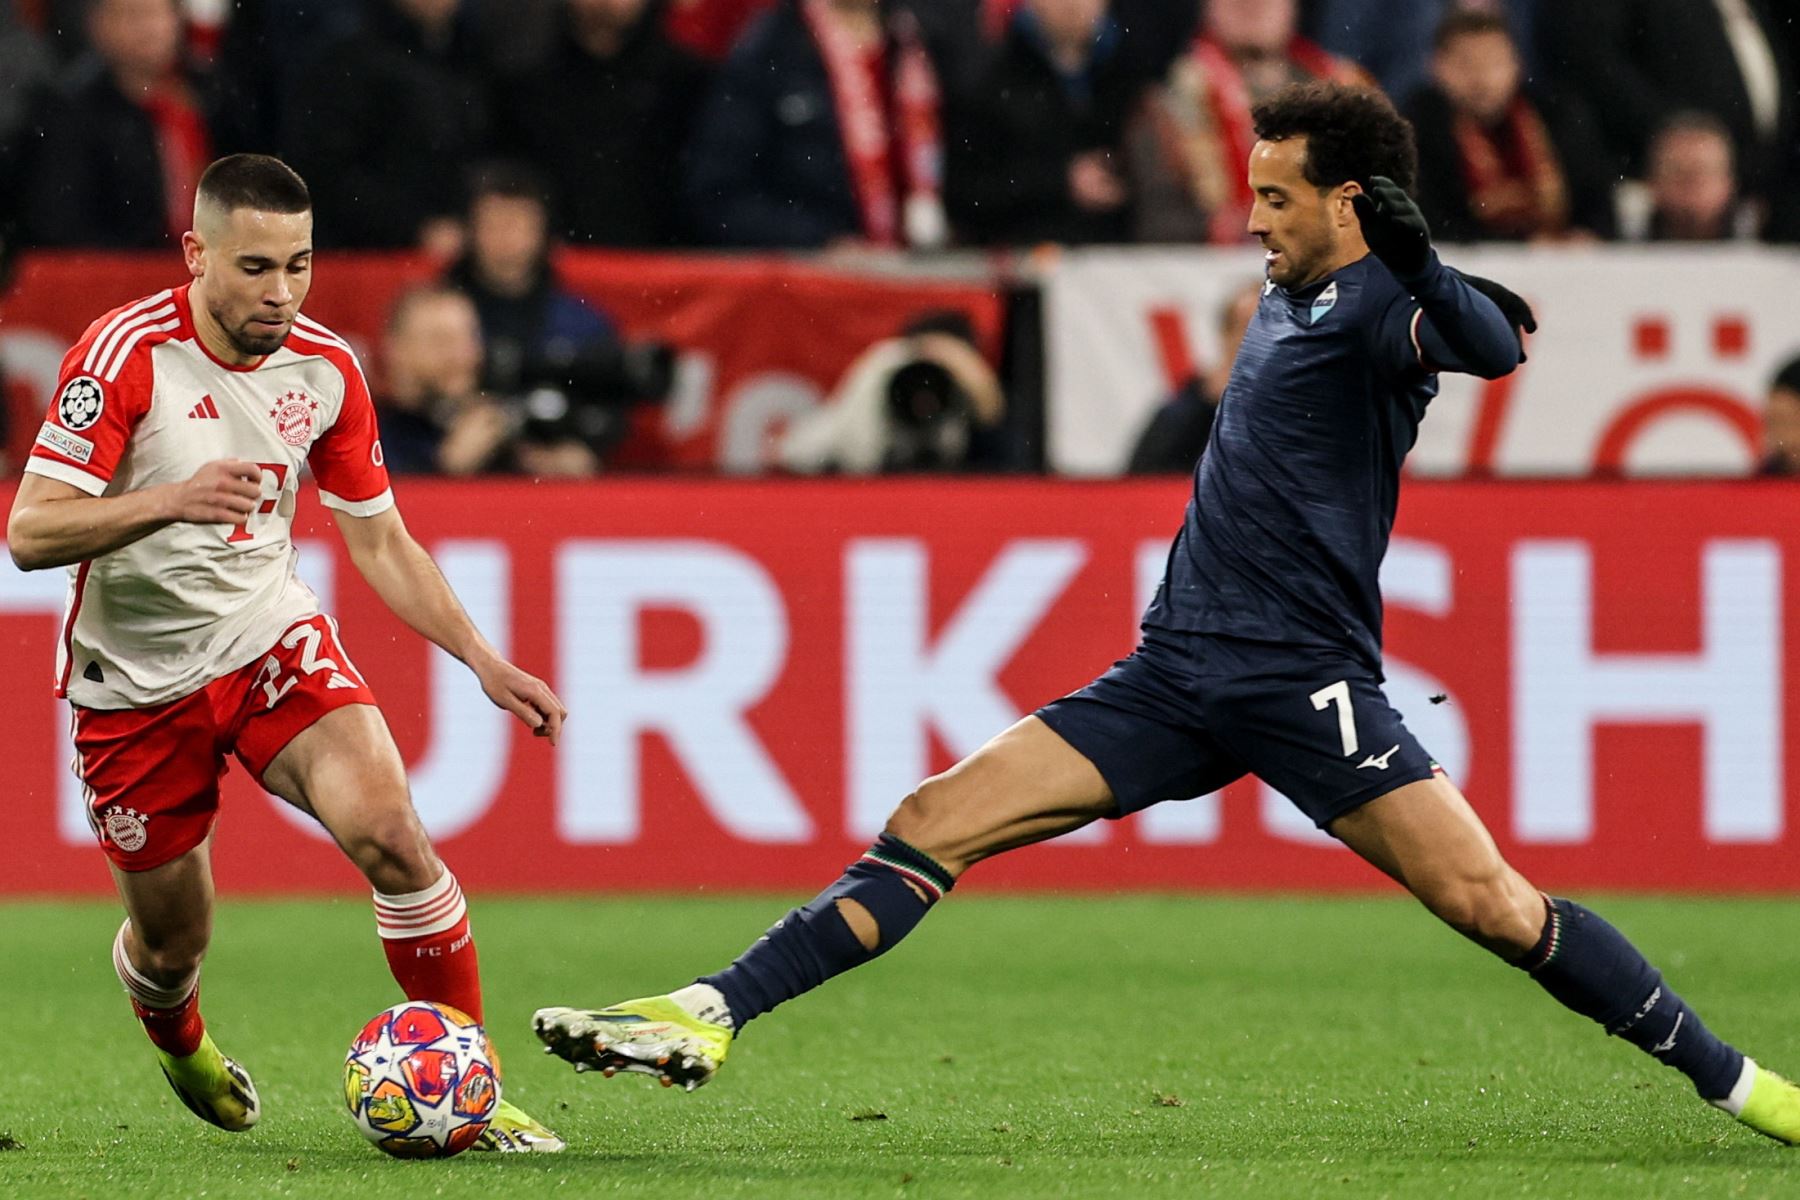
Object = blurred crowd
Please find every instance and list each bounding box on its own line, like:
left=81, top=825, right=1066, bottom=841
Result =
left=1, top=0, right=1796, bottom=481
left=1, top=0, right=1797, bottom=258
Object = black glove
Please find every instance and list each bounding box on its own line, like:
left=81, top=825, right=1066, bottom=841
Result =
left=1453, top=269, right=1538, bottom=361
left=1352, top=175, right=1432, bottom=279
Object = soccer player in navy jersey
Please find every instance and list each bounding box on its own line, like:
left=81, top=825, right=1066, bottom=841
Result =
left=534, top=83, right=1800, bottom=1142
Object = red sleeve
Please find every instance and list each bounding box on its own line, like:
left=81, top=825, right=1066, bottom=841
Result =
left=308, top=352, right=394, bottom=516
left=26, top=324, right=158, bottom=496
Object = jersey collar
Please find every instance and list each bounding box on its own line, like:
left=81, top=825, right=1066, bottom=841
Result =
left=1274, top=253, right=1376, bottom=302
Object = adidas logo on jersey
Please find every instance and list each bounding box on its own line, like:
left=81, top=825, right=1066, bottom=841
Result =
left=187, top=394, right=222, bottom=420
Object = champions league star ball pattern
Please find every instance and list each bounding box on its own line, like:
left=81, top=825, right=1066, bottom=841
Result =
left=343, top=1001, right=500, bottom=1158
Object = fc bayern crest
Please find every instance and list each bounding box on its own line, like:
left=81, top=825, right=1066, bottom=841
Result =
left=58, top=376, right=105, bottom=431
left=270, top=390, right=320, bottom=446
left=101, top=806, right=149, bottom=853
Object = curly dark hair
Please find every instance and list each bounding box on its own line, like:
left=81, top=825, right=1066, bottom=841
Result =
left=1251, top=82, right=1418, bottom=195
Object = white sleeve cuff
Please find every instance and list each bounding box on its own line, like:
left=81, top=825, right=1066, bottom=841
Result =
left=317, top=486, right=396, bottom=517
left=24, top=457, right=108, bottom=496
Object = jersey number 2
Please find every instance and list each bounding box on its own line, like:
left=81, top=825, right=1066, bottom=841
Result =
left=255, top=623, right=361, bottom=710
left=1310, top=680, right=1359, bottom=757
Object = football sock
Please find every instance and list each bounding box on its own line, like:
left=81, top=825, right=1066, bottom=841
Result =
left=113, top=920, right=205, bottom=1057
left=1516, top=896, right=1743, bottom=1100
left=700, top=834, right=955, bottom=1027
left=374, top=870, right=483, bottom=1025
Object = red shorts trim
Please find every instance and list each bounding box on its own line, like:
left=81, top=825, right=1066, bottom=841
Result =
left=72, top=614, right=378, bottom=871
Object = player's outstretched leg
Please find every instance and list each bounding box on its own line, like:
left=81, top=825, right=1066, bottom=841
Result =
left=534, top=716, right=1116, bottom=1090
left=110, top=847, right=259, bottom=1132
left=260, top=704, right=563, bottom=1152
left=1332, top=776, right=1800, bottom=1144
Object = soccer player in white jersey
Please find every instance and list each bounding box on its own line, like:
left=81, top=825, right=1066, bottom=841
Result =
left=7, top=154, right=568, bottom=1152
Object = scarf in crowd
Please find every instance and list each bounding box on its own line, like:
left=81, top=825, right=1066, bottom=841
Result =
left=142, top=80, right=213, bottom=241
left=1451, top=95, right=1568, bottom=238
left=982, top=0, right=1021, bottom=41
left=666, top=0, right=777, bottom=60
left=801, top=0, right=946, bottom=248
left=1156, top=34, right=1372, bottom=244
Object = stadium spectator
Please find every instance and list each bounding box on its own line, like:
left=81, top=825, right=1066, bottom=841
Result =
left=1772, top=13, right=1800, bottom=241
left=945, top=0, right=1146, bottom=247
left=1125, top=278, right=1262, bottom=474
left=1536, top=0, right=1794, bottom=208
left=447, top=164, right=657, bottom=476
left=0, top=2, right=50, bottom=139
left=1308, top=0, right=1536, bottom=106
left=1763, top=356, right=1800, bottom=476
left=284, top=0, right=495, bottom=250
left=0, top=0, right=52, bottom=254
left=976, top=0, right=1198, bottom=89
left=1621, top=113, right=1759, bottom=243
left=1127, top=0, right=1373, bottom=244
left=16, top=0, right=231, bottom=247
left=779, top=310, right=1007, bottom=474
left=1404, top=10, right=1612, bottom=242
left=377, top=284, right=513, bottom=476
left=204, top=0, right=368, bottom=157
left=497, top=0, right=710, bottom=247
left=684, top=0, right=949, bottom=250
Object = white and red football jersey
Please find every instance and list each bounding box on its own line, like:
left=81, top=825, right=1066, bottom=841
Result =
left=26, top=283, right=393, bottom=709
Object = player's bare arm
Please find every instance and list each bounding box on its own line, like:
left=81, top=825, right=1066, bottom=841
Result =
left=7, top=459, right=264, bottom=571
left=330, top=504, right=567, bottom=744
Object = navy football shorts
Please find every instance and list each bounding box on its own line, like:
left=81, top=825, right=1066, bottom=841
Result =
left=1035, top=627, right=1442, bottom=829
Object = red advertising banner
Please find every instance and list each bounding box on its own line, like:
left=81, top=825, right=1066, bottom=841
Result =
left=0, top=478, right=1795, bottom=895
left=0, top=251, right=1003, bottom=473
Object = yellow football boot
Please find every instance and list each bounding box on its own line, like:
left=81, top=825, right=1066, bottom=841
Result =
left=534, top=996, right=733, bottom=1092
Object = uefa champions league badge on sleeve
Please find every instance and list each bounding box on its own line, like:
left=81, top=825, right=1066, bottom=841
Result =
left=57, top=376, right=105, bottom=431
left=1309, top=282, right=1339, bottom=326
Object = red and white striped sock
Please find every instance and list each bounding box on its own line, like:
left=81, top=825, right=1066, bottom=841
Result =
left=373, top=870, right=483, bottom=1024
left=112, top=921, right=205, bottom=1058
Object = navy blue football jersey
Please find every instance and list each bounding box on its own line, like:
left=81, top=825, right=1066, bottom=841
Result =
left=1142, top=253, right=1518, bottom=669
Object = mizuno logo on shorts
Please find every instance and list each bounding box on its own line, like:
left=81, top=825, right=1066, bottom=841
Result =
left=1357, top=744, right=1401, bottom=770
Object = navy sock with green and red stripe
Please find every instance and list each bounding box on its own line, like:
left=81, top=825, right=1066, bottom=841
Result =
left=701, top=835, right=955, bottom=1027
left=1517, top=896, right=1743, bottom=1100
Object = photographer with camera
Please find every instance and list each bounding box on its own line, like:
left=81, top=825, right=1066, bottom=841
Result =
left=779, top=310, right=1006, bottom=475
left=376, top=284, right=512, bottom=476
left=445, top=162, right=676, bottom=475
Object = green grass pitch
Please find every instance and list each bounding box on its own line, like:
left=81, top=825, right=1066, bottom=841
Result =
left=3, top=894, right=1797, bottom=1198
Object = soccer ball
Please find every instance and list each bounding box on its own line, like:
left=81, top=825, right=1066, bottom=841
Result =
left=343, top=1001, right=500, bottom=1158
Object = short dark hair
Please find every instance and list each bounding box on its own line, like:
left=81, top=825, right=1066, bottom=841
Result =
left=1251, top=82, right=1418, bottom=195
left=196, top=154, right=311, bottom=215
left=1773, top=355, right=1800, bottom=397
left=468, top=160, right=549, bottom=209
left=1433, top=9, right=1513, bottom=52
